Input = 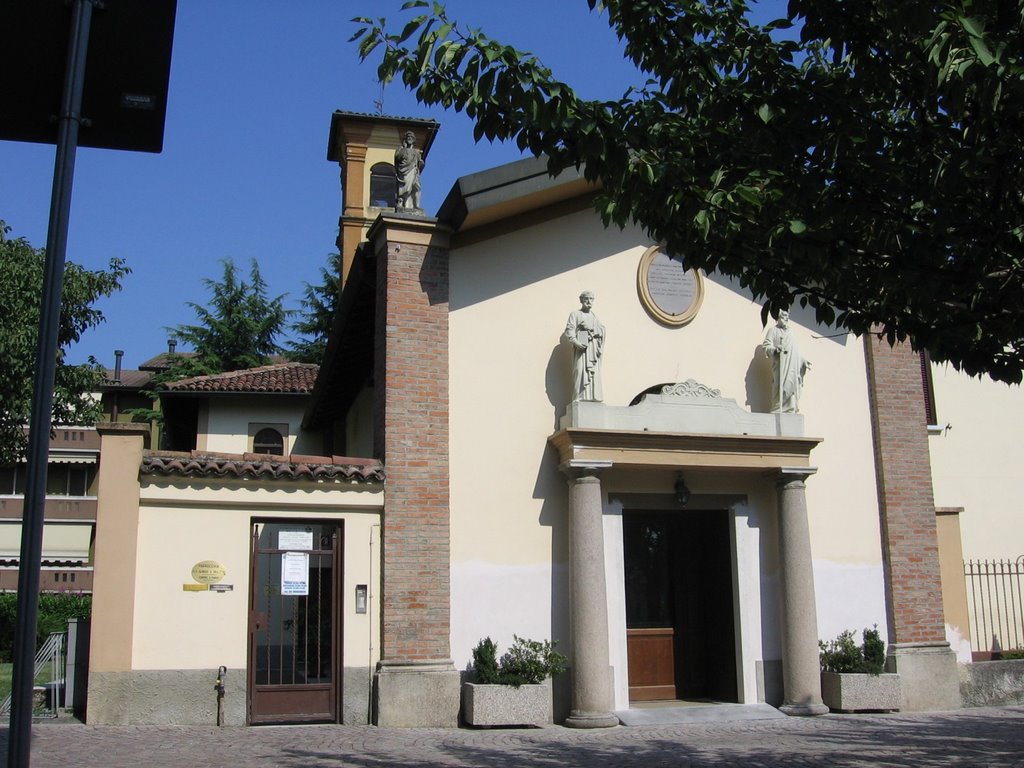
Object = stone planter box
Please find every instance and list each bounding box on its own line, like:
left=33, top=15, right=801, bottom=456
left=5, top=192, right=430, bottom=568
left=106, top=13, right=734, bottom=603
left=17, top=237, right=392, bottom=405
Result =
left=462, top=680, right=553, bottom=727
left=821, top=671, right=901, bottom=713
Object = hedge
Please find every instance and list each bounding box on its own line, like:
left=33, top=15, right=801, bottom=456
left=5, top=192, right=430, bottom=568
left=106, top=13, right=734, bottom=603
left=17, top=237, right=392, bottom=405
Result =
left=0, top=592, right=91, bottom=662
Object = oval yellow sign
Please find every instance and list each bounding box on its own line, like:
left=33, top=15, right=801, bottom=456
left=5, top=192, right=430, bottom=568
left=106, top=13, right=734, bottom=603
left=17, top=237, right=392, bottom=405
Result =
left=191, top=560, right=226, bottom=584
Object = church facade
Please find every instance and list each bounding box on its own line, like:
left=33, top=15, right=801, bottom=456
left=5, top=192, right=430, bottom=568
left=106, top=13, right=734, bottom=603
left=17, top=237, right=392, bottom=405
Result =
left=78, top=111, right=1024, bottom=726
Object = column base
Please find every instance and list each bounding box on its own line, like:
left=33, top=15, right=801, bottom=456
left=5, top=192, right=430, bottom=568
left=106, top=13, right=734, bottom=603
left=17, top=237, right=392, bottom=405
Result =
left=374, top=660, right=460, bottom=727
left=779, top=702, right=829, bottom=717
left=886, top=642, right=961, bottom=712
left=564, top=710, right=619, bottom=728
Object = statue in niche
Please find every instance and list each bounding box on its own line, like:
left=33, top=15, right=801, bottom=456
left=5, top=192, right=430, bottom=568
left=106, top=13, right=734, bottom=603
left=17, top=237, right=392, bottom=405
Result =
left=762, top=309, right=811, bottom=413
left=394, top=130, right=424, bottom=211
left=565, top=291, right=605, bottom=402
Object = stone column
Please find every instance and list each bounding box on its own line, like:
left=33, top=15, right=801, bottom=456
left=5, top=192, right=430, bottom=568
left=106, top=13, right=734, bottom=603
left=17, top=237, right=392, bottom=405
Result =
left=562, top=460, right=619, bottom=728
left=775, top=468, right=828, bottom=716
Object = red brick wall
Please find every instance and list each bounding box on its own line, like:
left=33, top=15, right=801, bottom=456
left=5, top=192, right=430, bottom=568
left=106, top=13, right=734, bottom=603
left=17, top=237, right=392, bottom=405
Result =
left=374, top=229, right=451, bottom=662
left=864, top=336, right=947, bottom=645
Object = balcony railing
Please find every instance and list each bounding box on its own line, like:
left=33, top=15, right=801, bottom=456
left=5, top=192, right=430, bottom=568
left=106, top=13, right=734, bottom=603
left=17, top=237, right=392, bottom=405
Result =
left=0, top=496, right=97, bottom=521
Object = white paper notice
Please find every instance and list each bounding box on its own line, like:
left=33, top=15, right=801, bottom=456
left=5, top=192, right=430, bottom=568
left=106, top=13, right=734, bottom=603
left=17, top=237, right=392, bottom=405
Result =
left=281, top=552, right=309, bottom=596
left=279, top=529, right=314, bottom=551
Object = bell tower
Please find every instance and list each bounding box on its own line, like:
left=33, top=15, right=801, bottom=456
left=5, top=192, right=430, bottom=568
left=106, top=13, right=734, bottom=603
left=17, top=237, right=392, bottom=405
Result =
left=326, top=111, right=439, bottom=286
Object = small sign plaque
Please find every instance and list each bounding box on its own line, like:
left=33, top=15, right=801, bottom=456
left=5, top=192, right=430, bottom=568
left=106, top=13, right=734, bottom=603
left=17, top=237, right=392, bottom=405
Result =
left=209, top=584, right=234, bottom=593
left=637, top=245, right=704, bottom=326
left=183, top=584, right=208, bottom=592
left=279, top=529, right=314, bottom=551
left=191, top=560, right=226, bottom=584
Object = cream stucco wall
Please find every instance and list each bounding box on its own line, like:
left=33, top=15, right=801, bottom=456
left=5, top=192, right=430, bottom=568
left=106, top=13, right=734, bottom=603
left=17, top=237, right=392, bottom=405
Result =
left=447, top=208, right=888, bottom=686
left=130, top=480, right=382, bottom=671
left=928, top=364, right=1024, bottom=561
left=196, top=397, right=318, bottom=456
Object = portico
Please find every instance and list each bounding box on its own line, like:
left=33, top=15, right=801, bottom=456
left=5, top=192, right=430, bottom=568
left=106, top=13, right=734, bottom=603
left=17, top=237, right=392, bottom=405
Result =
left=549, top=387, right=827, bottom=725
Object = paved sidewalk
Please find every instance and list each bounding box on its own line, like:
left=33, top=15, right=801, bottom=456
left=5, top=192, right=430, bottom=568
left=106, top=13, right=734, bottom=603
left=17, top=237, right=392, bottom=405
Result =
left=3, top=706, right=1024, bottom=767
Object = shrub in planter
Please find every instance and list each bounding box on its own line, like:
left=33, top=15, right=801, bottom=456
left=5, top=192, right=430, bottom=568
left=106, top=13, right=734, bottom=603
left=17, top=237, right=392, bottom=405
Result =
left=819, top=627, right=885, bottom=674
left=498, top=636, right=567, bottom=686
left=472, top=637, right=501, bottom=684
left=820, top=626, right=900, bottom=712
left=470, top=635, right=566, bottom=686
left=463, top=636, right=567, bottom=726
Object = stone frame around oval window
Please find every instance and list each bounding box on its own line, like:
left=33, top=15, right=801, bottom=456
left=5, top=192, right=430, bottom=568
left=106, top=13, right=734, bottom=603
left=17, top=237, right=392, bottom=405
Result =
left=636, top=245, right=705, bottom=327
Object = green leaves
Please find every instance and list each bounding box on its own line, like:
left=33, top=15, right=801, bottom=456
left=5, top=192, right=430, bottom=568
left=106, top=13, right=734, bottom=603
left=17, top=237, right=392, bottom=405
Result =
left=0, top=221, right=129, bottom=463
left=353, top=0, right=1024, bottom=383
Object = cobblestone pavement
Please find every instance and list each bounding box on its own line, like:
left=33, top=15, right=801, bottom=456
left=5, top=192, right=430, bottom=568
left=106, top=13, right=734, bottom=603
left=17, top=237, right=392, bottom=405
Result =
left=3, top=706, right=1024, bottom=768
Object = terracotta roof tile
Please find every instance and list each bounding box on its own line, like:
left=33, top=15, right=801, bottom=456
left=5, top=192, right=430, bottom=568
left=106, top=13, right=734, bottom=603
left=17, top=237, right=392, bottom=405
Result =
left=141, top=450, right=384, bottom=483
left=163, top=363, right=319, bottom=394
left=138, top=351, right=196, bottom=371
left=101, top=369, right=154, bottom=389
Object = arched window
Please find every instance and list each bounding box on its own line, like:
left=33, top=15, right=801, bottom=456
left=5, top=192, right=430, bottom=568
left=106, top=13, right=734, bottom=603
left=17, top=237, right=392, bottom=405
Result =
left=369, top=162, right=397, bottom=208
left=252, top=427, right=285, bottom=456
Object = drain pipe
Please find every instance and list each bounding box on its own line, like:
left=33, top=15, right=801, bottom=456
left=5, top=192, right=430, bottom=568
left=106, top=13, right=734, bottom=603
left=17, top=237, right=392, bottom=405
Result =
left=214, top=666, right=226, bottom=726
left=368, top=523, right=380, bottom=724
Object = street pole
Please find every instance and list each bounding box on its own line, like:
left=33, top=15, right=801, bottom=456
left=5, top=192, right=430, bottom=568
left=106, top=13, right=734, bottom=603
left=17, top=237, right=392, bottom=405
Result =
left=7, top=1, right=95, bottom=766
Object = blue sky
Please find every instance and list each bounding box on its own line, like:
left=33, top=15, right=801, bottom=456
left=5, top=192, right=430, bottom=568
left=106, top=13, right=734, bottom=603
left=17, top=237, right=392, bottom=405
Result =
left=0, top=1, right=780, bottom=370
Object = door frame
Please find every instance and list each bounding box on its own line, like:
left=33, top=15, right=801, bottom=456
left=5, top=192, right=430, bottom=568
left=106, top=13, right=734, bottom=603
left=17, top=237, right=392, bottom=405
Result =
left=246, top=517, right=345, bottom=725
left=608, top=491, right=754, bottom=709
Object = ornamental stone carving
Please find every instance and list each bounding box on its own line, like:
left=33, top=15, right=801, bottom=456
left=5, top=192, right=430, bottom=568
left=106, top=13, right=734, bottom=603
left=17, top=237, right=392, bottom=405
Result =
left=660, top=379, right=722, bottom=399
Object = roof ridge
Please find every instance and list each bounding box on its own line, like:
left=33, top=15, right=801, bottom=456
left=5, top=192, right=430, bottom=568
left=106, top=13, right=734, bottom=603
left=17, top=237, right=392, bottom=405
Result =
left=141, top=450, right=385, bottom=483
left=162, top=362, right=320, bottom=393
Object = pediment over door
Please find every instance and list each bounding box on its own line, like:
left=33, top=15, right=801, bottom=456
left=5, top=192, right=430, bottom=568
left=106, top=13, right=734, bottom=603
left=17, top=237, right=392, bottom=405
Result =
left=550, top=382, right=821, bottom=471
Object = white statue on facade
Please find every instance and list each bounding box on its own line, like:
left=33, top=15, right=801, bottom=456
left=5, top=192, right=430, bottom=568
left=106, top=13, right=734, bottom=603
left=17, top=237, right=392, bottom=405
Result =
left=761, top=309, right=810, bottom=413
left=394, top=130, right=424, bottom=211
left=565, top=291, right=605, bottom=402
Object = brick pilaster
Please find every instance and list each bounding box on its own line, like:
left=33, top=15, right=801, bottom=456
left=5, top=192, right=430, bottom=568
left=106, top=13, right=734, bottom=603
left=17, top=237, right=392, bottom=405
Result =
left=370, top=214, right=452, bottom=663
left=864, top=337, right=946, bottom=645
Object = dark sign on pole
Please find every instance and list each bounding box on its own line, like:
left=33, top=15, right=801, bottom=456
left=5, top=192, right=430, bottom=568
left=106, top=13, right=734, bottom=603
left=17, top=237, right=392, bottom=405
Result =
left=0, top=0, right=177, bottom=153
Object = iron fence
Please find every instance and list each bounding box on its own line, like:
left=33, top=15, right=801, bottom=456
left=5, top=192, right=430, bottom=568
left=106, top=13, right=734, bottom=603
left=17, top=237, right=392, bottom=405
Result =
left=964, top=557, right=1024, bottom=654
left=0, top=631, right=66, bottom=719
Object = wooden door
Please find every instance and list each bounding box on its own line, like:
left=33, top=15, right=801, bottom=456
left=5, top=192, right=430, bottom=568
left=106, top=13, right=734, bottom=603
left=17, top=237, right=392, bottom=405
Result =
left=247, top=521, right=342, bottom=724
left=623, top=511, right=738, bottom=703
left=624, top=515, right=679, bottom=700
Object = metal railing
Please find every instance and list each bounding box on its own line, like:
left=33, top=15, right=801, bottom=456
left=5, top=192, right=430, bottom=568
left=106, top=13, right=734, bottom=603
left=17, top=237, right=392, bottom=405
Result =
left=964, top=557, right=1024, bottom=654
left=0, top=631, right=66, bottom=719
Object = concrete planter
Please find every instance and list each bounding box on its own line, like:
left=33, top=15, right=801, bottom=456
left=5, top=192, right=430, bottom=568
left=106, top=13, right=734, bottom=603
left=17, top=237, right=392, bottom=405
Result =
left=821, top=671, right=901, bottom=713
left=462, top=680, right=553, bottom=727
left=960, top=658, right=1024, bottom=707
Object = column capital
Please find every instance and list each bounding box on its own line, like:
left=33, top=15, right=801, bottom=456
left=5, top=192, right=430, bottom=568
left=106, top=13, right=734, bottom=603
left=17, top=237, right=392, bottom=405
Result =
left=770, top=466, right=817, bottom=487
left=559, top=459, right=613, bottom=480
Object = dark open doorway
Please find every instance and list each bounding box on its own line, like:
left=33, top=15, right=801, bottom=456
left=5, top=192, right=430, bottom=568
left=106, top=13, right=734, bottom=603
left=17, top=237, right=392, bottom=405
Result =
left=624, top=510, right=738, bottom=703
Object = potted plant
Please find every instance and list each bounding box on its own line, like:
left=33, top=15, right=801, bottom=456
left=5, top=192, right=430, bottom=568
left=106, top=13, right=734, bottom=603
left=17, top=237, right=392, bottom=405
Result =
left=819, top=626, right=901, bottom=712
left=462, top=635, right=567, bottom=727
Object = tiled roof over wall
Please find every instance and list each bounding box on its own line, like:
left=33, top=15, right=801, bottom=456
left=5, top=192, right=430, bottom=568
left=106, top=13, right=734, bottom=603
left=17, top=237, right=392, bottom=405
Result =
left=141, top=451, right=384, bottom=483
left=163, top=363, right=319, bottom=393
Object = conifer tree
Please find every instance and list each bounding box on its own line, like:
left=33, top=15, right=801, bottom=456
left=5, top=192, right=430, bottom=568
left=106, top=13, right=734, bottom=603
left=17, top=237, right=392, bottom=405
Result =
left=166, top=257, right=289, bottom=379
left=287, top=252, right=340, bottom=364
